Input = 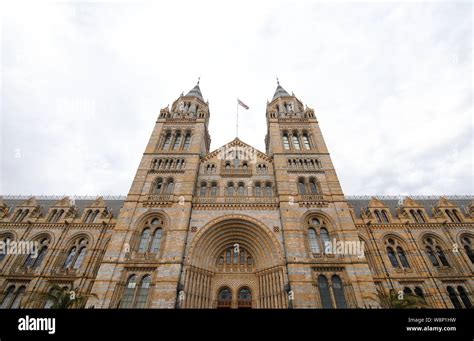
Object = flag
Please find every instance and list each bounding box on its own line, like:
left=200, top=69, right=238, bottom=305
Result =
left=237, top=98, right=249, bottom=110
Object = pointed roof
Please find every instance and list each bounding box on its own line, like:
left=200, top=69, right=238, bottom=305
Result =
left=184, top=78, right=204, bottom=102
left=272, top=79, right=291, bottom=101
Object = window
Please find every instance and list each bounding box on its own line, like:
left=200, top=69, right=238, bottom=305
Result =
left=282, top=133, right=290, bottom=150
left=302, top=133, right=311, bottom=149
left=63, top=247, right=76, bottom=269
left=320, top=228, right=330, bottom=252
left=461, top=235, right=474, bottom=264
left=23, top=238, right=49, bottom=270
left=138, top=229, right=151, bottom=253
left=309, top=179, right=318, bottom=194
left=217, top=287, right=232, bottom=308
left=73, top=247, right=87, bottom=269
left=381, top=210, right=390, bottom=223
left=424, top=237, right=450, bottom=267
left=135, top=275, right=151, bottom=308
left=0, top=286, right=16, bottom=309
left=150, top=229, right=162, bottom=253
left=254, top=183, right=261, bottom=196
left=9, top=286, right=26, bottom=309
left=173, top=132, right=181, bottom=150
left=385, top=238, right=410, bottom=268
left=227, top=183, right=234, bottom=196
left=387, top=247, right=400, bottom=268
left=165, top=179, right=174, bottom=194
left=155, top=178, right=163, bottom=193
left=374, top=210, right=383, bottom=224
left=237, top=287, right=252, bottom=308
left=0, top=236, right=12, bottom=263
left=238, top=183, right=245, bottom=196
left=308, top=228, right=320, bottom=253
left=446, top=209, right=461, bottom=223
left=210, top=183, right=218, bottom=196
left=291, top=134, right=300, bottom=150
left=200, top=182, right=207, bottom=196
left=396, top=246, right=410, bottom=268
left=162, top=133, right=171, bottom=149
left=457, top=286, right=472, bottom=309
left=447, top=286, right=462, bottom=309
left=297, top=178, right=306, bottom=194
left=264, top=183, right=272, bottom=196
left=318, top=275, right=333, bottom=308
left=119, top=275, right=137, bottom=308
left=183, top=133, right=191, bottom=150
left=331, top=275, right=347, bottom=308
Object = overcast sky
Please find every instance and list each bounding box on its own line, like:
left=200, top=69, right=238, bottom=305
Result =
left=1, top=0, right=472, bottom=196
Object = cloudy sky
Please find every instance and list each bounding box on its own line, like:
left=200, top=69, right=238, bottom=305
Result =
left=1, top=0, right=472, bottom=196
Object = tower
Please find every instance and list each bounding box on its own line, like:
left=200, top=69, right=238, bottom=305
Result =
left=265, top=80, right=379, bottom=308
left=89, top=80, right=211, bottom=308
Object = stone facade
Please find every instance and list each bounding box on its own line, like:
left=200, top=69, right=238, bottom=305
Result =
left=0, top=81, right=473, bottom=309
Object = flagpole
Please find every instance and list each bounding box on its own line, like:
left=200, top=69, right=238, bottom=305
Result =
left=236, top=99, right=239, bottom=138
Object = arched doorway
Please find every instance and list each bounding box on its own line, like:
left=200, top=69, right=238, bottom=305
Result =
left=182, top=215, right=288, bottom=309
left=217, top=287, right=232, bottom=309
left=237, top=287, right=252, bottom=309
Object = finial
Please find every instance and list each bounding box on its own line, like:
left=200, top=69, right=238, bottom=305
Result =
left=197, top=76, right=200, bottom=85
left=276, top=76, right=280, bottom=85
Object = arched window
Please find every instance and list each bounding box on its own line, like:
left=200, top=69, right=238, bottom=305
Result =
left=331, top=275, right=347, bottom=308
left=320, top=228, right=330, bottom=252
left=410, top=210, right=421, bottom=223
left=165, top=179, right=174, bottom=194
left=217, top=287, right=232, bottom=308
left=461, top=235, right=474, bottom=264
left=381, top=210, right=390, bottom=223
left=436, top=246, right=450, bottom=266
left=0, top=285, right=16, bottom=309
left=297, top=178, right=306, bottom=194
left=32, top=246, right=47, bottom=269
left=237, top=287, right=252, bottom=308
left=452, top=210, right=462, bottom=223
left=457, top=286, right=472, bottom=309
left=414, top=287, right=425, bottom=300
left=374, top=210, right=383, bottom=224
left=73, top=247, right=87, bottom=269
left=172, top=132, right=182, bottom=150
left=83, top=210, right=92, bottom=223
left=162, top=132, right=171, bottom=149
left=309, top=179, right=318, bottom=194
left=138, top=229, right=151, bottom=253
left=396, top=246, right=410, bottom=268
left=226, top=249, right=231, bottom=265
left=308, top=228, right=320, bottom=254
left=135, top=275, right=151, bottom=308
left=318, top=275, right=333, bottom=308
left=447, top=286, right=462, bottom=309
left=9, top=286, right=26, bottom=309
left=445, top=210, right=456, bottom=223
left=302, top=133, right=311, bottom=149
left=63, top=247, right=77, bottom=269
left=417, top=210, right=425, bottom=223
left=282, top=133, right=290, bottom=150
left=238, top=182, right=245, bottom=196
left=0, top=236, right=12, bottom=263
left=183, top=133, right=191, bottom=150
left=387, top=247, right=400, bottom=268
left=119, top=275, right=137, bottom=308
left=48, top=209, right=57, bottom=223
left=150, top=229, right=162, bottom=253
left=210, top=183, right=218, bottom=196
left=424, top=237, right=449, bottom=267
left=254, top=183, right=261, bottom=196
left=200, top=182, right=207, bottom=196
left=264, top=183, right=272, bottom=196
left=385, top=238, right=410, bottom=268
left=291, top=133, right=301, bottom=150
left=227, top=183, right=234, bottom=196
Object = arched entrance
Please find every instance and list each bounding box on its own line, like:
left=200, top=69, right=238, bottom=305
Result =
left=181, top=215, right=288, bottom=309
left=217, top=287, right=232, bottom=309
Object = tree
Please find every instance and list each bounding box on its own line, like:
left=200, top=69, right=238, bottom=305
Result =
left=377, top=288, right=429, bottom=309
left=30, top=285, right=97, bottom=309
